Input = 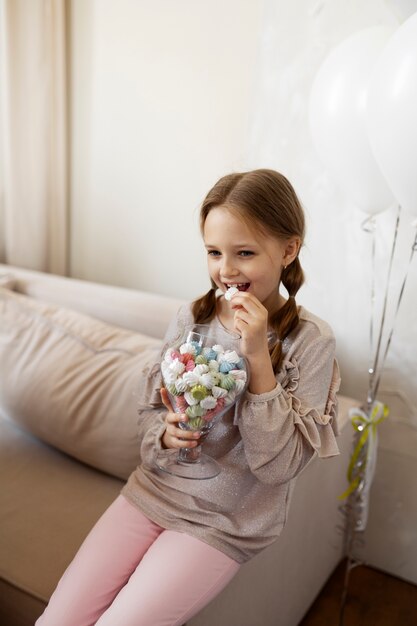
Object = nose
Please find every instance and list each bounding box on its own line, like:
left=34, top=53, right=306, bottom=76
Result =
left=221, top=255, right=239, bottom=278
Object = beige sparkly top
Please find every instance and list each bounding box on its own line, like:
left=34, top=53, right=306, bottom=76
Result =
left=122, top=303, right=341, bottom=564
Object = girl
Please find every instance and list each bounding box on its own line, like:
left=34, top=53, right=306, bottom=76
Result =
left=37, top=169, right=341, bottom=626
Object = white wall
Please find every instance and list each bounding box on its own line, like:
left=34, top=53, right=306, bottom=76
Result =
left=70, top=0, right=417, bottom=583
left=70, top=0, right=264, bottom=299
left=0, top=1, right=5, bottom=262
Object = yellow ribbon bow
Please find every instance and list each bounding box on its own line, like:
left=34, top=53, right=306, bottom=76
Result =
left=339, top=400, right=389, bottom=500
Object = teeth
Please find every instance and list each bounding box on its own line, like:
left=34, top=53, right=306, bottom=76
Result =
left=226, top=283, right=247, bottom=287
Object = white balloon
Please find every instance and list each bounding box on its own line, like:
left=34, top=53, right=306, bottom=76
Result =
left=309, top=26, right=395, bottom=215
left=367, top=11, right=417, bottom=217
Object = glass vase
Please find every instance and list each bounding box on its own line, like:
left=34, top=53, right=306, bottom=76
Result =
left=155, top=325, right=249, bottom=479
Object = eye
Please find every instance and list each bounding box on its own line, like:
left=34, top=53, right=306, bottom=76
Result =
left=207, top=250, right=221, bottom=257
left=238, top=250, right=254, bottom=257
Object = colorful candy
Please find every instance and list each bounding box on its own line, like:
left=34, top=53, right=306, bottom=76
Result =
left=161, top=337, right=248, bottom=429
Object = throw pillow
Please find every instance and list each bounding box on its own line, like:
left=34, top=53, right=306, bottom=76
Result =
left=0, top=287, right=163, bottom=480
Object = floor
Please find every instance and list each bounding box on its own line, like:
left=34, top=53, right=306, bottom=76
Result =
left=299, top=559, right=417, bottom=626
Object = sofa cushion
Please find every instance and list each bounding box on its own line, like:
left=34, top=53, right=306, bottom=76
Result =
left=0, top=413, right=122, bottom=608
left=0, top=273, right=17, bottom=289
left=0, top=287, right=164, bottom=480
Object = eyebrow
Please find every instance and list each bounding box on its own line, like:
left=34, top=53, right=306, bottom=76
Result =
left=204, top=243, right=257, bottom=248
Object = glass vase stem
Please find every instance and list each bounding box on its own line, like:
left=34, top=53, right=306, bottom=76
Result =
left=178, top=445, right=202, bottom=465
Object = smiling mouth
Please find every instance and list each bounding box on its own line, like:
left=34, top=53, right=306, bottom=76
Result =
left=224, top=282, right=250, bottom=292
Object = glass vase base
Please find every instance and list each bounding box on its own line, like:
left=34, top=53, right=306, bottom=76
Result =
left=156, top=450, right=221, bottom=480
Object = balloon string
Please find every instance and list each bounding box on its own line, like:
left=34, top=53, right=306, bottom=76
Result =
left=370, top=223, right=376, bottom=405
left=372, top=223, right=417, bottom=400
left=361, top=215, right=377, bottom=407
left=368, top=204, right=401, bottom=409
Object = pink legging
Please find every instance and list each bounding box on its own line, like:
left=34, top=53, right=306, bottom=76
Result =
left=36, top=495, right=240, bottom=626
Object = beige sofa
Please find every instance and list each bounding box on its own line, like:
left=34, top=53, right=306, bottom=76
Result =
left=0, top=263, right=359, bottom=626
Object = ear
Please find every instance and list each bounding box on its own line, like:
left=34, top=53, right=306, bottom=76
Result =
left=282, top=237, right=301, bottom=267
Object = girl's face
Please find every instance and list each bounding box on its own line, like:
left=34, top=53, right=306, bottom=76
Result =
left=203, top=206, right=298, bottom=313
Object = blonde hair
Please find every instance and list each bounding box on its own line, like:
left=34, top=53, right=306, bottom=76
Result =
left=192, top=169, right=305, bottom=373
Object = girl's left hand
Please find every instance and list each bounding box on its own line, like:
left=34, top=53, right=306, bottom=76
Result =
left=230, top=292, right=278, bottom=394
left=230, top=292, right=269, bottom=361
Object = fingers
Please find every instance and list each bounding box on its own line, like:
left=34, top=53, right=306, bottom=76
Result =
left=231, top=295, right=268, bottom=335
left=230, top=291, right=264, bottom=314
left=233, top=315, right=249, bottom=337
left=162, top=418, right=201, bottom=449
left=160, top=387, right=173, bottom=411
left=231, top=293, right=267, bottom=319
left=233, top=308, right=250, bottom=325
left=166, top=425, right=201, bottom=449
left=160, top=388, right=201, bottom=449
left=229, top=294, right=270, bottom=358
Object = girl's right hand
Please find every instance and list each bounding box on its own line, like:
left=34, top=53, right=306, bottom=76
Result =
left=160, top=388, right=201, bottom=450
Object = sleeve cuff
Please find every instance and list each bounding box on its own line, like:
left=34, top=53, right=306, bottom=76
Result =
left=244, top=381, right=284, bottom=403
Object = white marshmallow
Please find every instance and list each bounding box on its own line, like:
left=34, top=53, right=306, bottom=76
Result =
left=225, top=286, right=239, bottom=301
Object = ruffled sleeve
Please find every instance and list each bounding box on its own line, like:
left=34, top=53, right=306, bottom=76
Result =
left=237, top=332, right=341, bottom=486
left=133, top=361, right=165, bottom=469
left=134, top=304, right=193, bottom=469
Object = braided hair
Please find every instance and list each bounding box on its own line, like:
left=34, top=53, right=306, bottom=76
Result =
left=191, top=169, right=305, bottom=373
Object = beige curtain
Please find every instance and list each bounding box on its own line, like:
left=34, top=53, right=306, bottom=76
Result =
left=0, top=0, right=68, bottom=274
